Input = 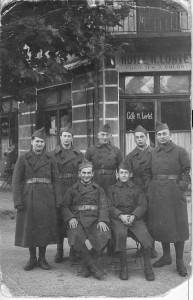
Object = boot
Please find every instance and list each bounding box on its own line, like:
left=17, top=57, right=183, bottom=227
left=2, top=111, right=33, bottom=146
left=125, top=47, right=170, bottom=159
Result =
left=54, top=242, right=63, bottom=263
left=153, top=242, right=172, bottom=268
left=151, top=242, right=157, bottom=258
left=79, top=244, right=104, bottom=280
left=174, top=242, right=188, bottom=277
left=82, top=265, right=92, bottom=278
left=143, top=247, right=155, bottom=281
left=23, top=247, right=37, bottom=271
left=38, top=246, right=50, bottom=270
left=119, top=251, right=129, bottom=280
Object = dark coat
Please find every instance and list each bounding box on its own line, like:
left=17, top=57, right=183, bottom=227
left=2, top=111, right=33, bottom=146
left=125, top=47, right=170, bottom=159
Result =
left=125, top=146, right=152, bottom=191
left=85, top=142, right=123, bottom=191
left=146, top=141, right=191, bottom=243
left=52, top=145, right=84, bottom=195
left=12, top=150, right=61, bottom=248
left=62, top=181, right=111, bottom=253
left=107, top=180, right=153, bottom=251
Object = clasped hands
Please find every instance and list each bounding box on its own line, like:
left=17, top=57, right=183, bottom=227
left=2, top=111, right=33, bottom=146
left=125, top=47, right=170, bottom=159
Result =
left=119, top=214, right=135, bottom=226
left=69, top=218, right=109, bottom=231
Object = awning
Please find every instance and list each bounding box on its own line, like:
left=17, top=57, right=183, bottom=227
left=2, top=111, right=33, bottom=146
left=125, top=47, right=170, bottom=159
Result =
left=64, top=58, right=93, bottom=71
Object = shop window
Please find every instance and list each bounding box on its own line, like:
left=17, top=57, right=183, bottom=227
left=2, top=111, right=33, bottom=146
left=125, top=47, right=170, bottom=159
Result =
left=160, top=75, right=189, bottom=94
left=161, top=101, right=190, bottom=130
left=125, top=76, right=154, bottom=94
left=60, top=109, right=71, bottom=128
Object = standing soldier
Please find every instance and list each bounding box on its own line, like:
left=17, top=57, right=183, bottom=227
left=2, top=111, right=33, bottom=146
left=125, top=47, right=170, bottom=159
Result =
left=146, top=122, right=190, bottom=277
left=63, top=159, right=111, bottom=280
left=52, top=124, right=84, bottom=263
left=125, top=125, right=157, bottom=258
left=12, top=127, right=61, bottom=271
left=85, top=123, right=123, bottom=192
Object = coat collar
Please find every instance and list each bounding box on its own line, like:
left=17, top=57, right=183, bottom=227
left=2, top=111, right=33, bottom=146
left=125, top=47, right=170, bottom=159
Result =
left=55, top=144, right=79, bottom=154
left=25, top=149, right=51, bottom=159
left=131, top=145, right=151, bottom=157
left=73, top=180, right=98, bottom=190
left=115, top=180, right=135, bottom=188
left=156, top=141, right=175, bottom=153
left=96, top=142, right=113, bottom=150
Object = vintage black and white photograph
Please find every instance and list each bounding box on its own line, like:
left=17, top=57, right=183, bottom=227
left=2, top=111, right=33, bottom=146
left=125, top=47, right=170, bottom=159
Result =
left=0, top=0, right=192, bottom=299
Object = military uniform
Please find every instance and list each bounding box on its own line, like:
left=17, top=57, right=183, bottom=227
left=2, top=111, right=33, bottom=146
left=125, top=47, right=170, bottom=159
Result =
left=108, top=180, right=153, bottom=252
left=85, top=142, right=122, bottom=191
left=63, top=180, right=111, bottom=254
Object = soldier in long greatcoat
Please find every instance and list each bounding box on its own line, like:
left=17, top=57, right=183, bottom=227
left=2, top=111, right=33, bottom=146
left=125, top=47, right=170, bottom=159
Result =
left=52, top=125, right=84, bottom=262
left=85, top=123, right=123, bottom=192
left=125, top=125, right=157, bottom=258
left=62, top=159, right=111, bottom=280
left=12, top=128, right=61, bottom=271
left=107, top=161, right=154, bottom=281
left=145, top=122, right=191, bottom=277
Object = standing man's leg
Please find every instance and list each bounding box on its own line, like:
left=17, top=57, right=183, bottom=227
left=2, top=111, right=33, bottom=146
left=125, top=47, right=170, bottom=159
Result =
left=38, top=246, right=50, bottom=270
left=153, top=242, right=172, bottom=267
left=174, top=241, right=187, bottom=277
left=23, top=247, right=37, bottom=271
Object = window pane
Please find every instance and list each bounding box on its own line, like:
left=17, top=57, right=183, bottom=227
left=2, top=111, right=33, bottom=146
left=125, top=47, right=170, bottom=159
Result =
left=160, top=75, right=189, bottom=94
left=161, top=101, right=190, bottom=130
left=45, top=111, right=57, bottom=135
left=60, top=108, right=72, bottom=128
left=125, top=76, right=154, bottom=94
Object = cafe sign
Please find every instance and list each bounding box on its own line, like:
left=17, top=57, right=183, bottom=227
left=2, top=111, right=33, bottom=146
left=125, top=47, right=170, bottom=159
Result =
left=115, top=52, right=191, bottom=72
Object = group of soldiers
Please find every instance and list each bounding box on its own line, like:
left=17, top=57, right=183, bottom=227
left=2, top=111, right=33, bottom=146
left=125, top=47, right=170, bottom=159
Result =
left=12, top=121, right=190, bottom=282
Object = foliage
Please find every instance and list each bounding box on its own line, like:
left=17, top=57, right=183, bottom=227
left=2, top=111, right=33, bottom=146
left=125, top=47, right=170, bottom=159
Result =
left=1, top=0, right=130, bottom=102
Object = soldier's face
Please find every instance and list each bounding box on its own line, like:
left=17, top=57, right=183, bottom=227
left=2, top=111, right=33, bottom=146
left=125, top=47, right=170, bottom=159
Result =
left=118, top=168, right=131, bottom=182
left=79, top=167, right=94, bottom=183
left=31, top=137, right=45, bottom=152
left=134, top=132, right=148, bottom=147
left=97, top=132, right=112, bottom=144
left=60, top=132, right=73, bottom=148
left=156, top=129, right=171, bottom=145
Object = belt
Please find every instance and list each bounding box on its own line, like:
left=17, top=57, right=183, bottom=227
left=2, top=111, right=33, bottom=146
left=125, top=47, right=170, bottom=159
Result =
left=74, top=205, right=98, bottom=211
left=95, top=169, right=115, bottom=175
left=60, top=173, right=77, bottom=179
left=153, top=174, right=180, bottom=180
left=25, top=178, right=51, bottom=184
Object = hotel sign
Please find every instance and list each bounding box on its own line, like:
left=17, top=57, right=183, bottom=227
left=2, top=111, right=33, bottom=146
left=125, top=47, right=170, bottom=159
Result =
left=115, top=53, right=191, bottom=72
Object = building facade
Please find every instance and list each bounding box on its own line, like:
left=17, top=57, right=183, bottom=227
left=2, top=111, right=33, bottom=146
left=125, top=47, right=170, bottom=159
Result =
left=0, top=0, right=191, bottom=159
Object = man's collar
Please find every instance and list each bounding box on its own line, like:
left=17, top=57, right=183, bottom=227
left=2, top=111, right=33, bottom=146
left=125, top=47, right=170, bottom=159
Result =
left=156, top=141, right=175, bottom=152
left=96, top=142, right=113, bottom=149
left=116, top=180, right=135, bottom=188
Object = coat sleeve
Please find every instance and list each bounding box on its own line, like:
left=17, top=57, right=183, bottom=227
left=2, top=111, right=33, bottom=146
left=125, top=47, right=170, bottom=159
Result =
left=132, top=187, right=147, bottom=219
left=98, top=186, right=110, bottom=224
left=62, top=188, right=76, bottom=222
left=107, top=186, right=123, bottom=219
left=143, top=151, right=153, bottom=191
left=51, top=157, right=62, bottom=206
left=84, top=147, right=91, bottom=161
left=178, top=147, right=191, bottom=191
left=12, top=156, right=25, bottom=208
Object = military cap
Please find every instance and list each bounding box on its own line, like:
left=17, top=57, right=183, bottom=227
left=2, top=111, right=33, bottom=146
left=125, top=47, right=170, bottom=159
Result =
left=32, top=127, right=46, bottom=141
left=155, top=122, right=169, bottom=134
left=60, top=123, right=73, bottom=135
left=134, top=125, right=147, bottom=136
left=79, top=159, right=93, bottom=171
left=98, top=123, right=111, bottom=133
left=118, top=161, right=132, bottom=172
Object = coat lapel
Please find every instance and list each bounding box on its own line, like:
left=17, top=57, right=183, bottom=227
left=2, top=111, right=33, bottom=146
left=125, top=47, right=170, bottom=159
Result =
left=33, top=152, right=50, bottom=171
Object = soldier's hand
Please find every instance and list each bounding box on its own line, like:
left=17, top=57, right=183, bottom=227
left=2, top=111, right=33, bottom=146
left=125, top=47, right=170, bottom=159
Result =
left=127, top=214, right=135, bottom=226
left=119, top=214, right=130, bottom=225
left=97, top=222, right=109, bottom=232
left=69, top=218, right=78, bottom=228
left=17, top=205, right=24, bottom=211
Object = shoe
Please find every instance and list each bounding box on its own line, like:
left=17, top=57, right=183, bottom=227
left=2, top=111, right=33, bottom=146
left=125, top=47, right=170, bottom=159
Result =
left=23, top=258, right=37, bottom=271
left=92, top=266, right=104, bottom=280
left=151, top=246, right=158, bottom=259
left=82, top=265, right=92, bottom=278
left=144, top=264, right=155, bottom=281
left=54, top=249, right=63, bottom=263
left=176, top=261, right=188, bottom=277
left=38, top=258, right=50, bottom=270
left=119, top=266, right=129, bottom=280
left=153, top=255, right=172, bottom=268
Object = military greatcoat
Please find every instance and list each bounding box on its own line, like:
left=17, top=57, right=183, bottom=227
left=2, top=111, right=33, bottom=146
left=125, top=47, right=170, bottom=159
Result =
left=107, top=180, right=153, bottom=252
left=63, top=181, right=111, bottom=254
left=146, top=141, right=191, bottom=243
left=85, top=142, right=123, bottom=191
left=125, top=146, right=152, bottom=191
left=12, top=150, right=61, bottom=248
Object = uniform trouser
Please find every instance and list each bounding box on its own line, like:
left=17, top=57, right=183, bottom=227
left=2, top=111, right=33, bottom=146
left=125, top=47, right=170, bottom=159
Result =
left=56, top=216, right=68, bottom=245
left=110, top=218, right=153, bottom=252
left=67, top=222, right=111, bottom=255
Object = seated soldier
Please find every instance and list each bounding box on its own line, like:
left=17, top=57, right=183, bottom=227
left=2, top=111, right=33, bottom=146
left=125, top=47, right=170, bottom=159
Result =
left=107, top=161, right=155, bottom=281
left=62, top=159, right=111, bottom=280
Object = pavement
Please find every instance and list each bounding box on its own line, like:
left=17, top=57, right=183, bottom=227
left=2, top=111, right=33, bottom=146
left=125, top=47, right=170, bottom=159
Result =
left=0, top=187, right=192, bottom=299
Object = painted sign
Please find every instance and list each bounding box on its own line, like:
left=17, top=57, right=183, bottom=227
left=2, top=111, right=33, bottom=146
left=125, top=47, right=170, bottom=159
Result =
left=116, top=52, right=191, bottom=72
left=126, top=102, right=154, bottom=131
